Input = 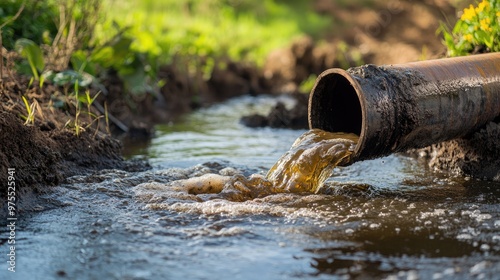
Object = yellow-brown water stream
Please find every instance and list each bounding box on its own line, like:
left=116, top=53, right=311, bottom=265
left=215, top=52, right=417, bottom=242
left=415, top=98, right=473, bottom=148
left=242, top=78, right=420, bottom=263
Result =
left=267, top=129, right=358, bottom=193
left=163, top=129, right=358, bottom=200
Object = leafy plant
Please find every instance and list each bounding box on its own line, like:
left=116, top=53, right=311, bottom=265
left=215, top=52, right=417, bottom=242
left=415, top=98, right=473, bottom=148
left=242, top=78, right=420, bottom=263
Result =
left=14, top=38, right=45, bottom=81
left=439, top=0, right=500, bottom=56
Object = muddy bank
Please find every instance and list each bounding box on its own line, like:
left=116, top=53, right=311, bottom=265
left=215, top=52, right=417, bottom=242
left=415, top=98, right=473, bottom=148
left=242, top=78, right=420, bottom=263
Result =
left=0, top=73, right=150, bottom=218
left=0, top=110, right=125, bottom=216
left=411, top=120, right=500, bottom=181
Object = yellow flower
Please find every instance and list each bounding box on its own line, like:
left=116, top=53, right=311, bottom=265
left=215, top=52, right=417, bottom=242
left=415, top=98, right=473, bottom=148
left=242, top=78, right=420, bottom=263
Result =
left=480, top=18, right=492, bottom=32
left=461, top=4, right=477, bottom=21
left=463, top=34, right=473, bottom=42
left=475, top=0, right=489, bottom=14
left=497, top=11, right=500, bottom=17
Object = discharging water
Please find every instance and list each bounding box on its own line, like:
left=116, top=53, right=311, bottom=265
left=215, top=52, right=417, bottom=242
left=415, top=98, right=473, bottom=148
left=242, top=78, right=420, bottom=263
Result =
left=1, top=95, right=500, bottom=280
left=267, top=130, right=358, bottom=193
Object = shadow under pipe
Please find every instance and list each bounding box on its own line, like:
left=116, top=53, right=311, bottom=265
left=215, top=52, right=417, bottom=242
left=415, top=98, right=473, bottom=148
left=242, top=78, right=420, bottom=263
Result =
left=308, top=52, right=500, bottom=164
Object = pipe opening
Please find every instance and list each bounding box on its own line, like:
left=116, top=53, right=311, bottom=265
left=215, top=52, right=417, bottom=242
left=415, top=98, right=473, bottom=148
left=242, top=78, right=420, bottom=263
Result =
left=309, top=71, right=362, bottom=136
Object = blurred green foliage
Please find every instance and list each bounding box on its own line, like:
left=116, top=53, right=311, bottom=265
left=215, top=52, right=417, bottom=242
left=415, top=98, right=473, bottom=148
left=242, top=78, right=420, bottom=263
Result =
left=90, top=0, right=333, bottom=96
left=0, top=0, right=58, bottom=49
left=95, top=0, right=332, bottom=67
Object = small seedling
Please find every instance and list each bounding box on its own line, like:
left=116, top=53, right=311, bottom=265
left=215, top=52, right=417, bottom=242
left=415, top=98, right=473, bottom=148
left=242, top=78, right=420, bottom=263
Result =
left=66, top=81, right=85, bottom=136
left=67, top=81, right=103, bottom=136
left=21, top=95, right=36, bottom=126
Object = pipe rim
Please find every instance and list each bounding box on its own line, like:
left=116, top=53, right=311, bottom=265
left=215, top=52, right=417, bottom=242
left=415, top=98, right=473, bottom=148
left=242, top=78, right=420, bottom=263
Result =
left=308, top=68, right=367, bottom=160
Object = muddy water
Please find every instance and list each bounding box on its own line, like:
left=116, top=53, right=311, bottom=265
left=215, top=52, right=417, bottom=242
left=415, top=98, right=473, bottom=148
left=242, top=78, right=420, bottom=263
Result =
left=1, top=95, right=500, bottom=280
left=267, top=130, right=358, bottom=193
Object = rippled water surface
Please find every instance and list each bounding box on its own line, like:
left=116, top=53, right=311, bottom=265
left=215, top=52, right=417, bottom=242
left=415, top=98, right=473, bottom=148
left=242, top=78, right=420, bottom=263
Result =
left=2, top=96, right=500, bottom=280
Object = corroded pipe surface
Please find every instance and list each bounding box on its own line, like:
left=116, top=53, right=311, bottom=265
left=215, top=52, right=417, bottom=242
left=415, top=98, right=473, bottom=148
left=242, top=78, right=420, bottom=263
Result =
left=308, top=53, right=500, bottom=163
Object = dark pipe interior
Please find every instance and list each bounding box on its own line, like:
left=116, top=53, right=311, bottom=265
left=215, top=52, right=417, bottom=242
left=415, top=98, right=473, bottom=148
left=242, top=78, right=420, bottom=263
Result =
left=310, top=72, right=362, bottom=136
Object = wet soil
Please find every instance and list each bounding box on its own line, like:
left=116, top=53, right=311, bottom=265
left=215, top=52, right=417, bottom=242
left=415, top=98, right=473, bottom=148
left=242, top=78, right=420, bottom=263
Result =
left=0, top=73, right=149, bottom=218
left=411, top=121, right=500, bottom=181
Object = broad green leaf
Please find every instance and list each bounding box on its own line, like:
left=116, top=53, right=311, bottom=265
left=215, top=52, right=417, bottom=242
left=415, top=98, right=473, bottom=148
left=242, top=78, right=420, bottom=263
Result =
left=14, top=38, right=45, bottom=78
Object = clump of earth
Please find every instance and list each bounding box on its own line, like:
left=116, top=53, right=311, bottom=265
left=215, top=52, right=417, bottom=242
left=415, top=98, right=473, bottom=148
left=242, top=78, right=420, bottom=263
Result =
left=411, top=120, right=500, bottom=181
left=0, top=73, right=149, bottom=218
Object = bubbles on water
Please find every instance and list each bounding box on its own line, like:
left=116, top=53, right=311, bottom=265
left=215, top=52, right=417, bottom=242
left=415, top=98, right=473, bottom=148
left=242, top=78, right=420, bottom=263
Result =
left=480, top=244, right=490, bottom=251
left=494, top=220, right=500, bottom=228
left=132, top=130, right=362, bottom=223
left=124, top=134, right=500, bottom=279
left=369, top=223, right=381, bottom=229
left=420, top=209, right=446, bottom=219
left=345, top=228, right=355, bottom=234
left=462, top=210, right=492, bottom=223
left=456, top=233, right=473, bottom=240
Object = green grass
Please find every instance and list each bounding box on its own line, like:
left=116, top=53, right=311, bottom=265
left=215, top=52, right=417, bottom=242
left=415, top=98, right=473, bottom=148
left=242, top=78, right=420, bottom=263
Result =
left=95, top=0, right=332, bottom=68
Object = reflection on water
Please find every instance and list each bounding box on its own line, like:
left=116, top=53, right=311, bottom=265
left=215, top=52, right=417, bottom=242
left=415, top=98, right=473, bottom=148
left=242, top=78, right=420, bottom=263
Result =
left=126, top=95, right=303, bottom=168
left=1, top=96, right=499, bottom=279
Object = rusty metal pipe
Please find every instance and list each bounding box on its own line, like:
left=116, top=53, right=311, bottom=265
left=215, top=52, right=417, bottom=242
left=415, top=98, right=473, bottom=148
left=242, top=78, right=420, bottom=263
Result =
left=308, top=53, right=500, bottom=163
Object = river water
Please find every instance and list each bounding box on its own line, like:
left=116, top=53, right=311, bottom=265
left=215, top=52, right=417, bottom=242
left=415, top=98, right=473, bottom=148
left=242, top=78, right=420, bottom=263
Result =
left=2, top=95, right=500, bottom=279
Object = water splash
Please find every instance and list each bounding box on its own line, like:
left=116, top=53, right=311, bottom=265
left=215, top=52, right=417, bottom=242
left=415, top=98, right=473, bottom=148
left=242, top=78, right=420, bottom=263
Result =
left=267, top=129, right=358, bottom=192
left=134, top=129, right=358, bottom=207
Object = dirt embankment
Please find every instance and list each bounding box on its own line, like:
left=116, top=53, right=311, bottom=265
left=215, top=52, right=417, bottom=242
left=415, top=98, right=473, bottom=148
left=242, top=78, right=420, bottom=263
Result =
left=0, top=73, right=149, bottom=216
left=412, top=121, right=500, bottom=181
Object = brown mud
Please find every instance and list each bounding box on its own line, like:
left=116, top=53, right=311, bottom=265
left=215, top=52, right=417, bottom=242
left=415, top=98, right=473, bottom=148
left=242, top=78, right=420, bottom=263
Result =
left=410, top=121, right=500, bottom=181
left=0, top=73, right=149, bottom=217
